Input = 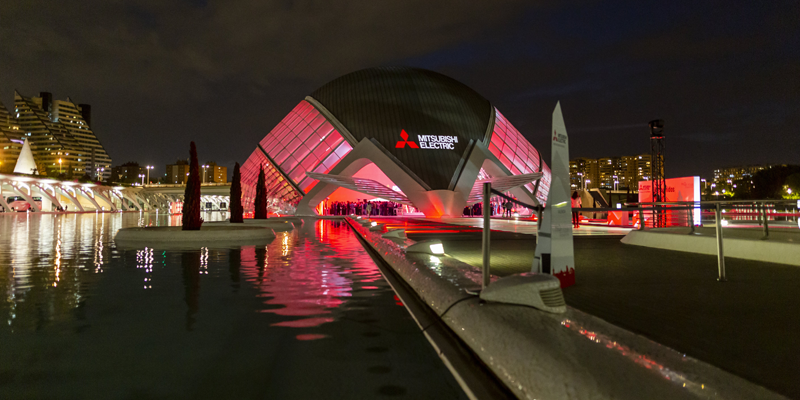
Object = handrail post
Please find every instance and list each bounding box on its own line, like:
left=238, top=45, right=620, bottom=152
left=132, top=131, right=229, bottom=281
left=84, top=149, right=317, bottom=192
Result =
left=762, top=202, right=770, bottom=239
left=638, top=207, right=645, bottom=230
left=482, top=182, right=491, bottom=290
left=715, top=203, right=727, bottom=282
left=756, top=203, right=763, bottom=226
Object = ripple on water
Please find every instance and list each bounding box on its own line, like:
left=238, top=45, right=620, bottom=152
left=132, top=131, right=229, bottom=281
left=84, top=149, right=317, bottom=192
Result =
left=0, top=213, right=467, bottom=400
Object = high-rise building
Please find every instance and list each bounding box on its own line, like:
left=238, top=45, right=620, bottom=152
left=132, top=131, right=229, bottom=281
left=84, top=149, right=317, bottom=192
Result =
left=202, top=162, right=227, bottom=183
left=0, top=102, right=24, bottom=173
left=570, top=154, right=650, bottom=191
left=165, top=161, right=227, bottom=184
left=166, top=160, right=190, bottom=184
left=570, top=157, right=599, bottom=189
left=2, top=91, right=112, bottom=179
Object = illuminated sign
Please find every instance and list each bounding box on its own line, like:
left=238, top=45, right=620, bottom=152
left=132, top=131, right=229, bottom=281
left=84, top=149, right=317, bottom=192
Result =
left=395, top=130, right=419, bottom=148
left=395, top=130, right=458, bottom=150
left=418, top=135, right=458, bottom=149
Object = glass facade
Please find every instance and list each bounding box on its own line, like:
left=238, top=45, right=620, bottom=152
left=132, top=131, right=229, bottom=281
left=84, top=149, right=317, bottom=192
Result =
left=488, top=109, right=552, bottom=204
left=240, top=100, right=353, bottom=209
left=240, top=100, right=550, bottom=212
left=239, top=148, right=301, bottom=211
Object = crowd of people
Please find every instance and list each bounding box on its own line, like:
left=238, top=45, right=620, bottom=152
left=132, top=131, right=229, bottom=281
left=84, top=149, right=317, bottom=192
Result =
left=462, top=199, right=518, bottom=218
left=322, top=197, right=528, bottom=218
left=322, top=200, right=412, bottom=216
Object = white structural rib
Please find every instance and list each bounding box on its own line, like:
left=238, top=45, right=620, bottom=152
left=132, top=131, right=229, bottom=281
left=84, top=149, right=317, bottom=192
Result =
left=305, top=172, right=412, bottom=205
left=466, top=172, right=543, bottom=205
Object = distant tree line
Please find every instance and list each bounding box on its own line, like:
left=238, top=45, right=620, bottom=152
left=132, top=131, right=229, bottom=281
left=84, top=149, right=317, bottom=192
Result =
left=729, top=165, right=800, bottom=199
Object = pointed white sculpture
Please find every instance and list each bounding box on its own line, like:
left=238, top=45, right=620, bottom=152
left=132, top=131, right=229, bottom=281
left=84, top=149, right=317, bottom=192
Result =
left=533, top=102, right=575, bottom=288
left=13, top=138, right=38, bottom=175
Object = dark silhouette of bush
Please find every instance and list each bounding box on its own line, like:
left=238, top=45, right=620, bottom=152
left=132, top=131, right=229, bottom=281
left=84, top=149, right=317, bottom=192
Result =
left=182, top=142, right=203, bottom=230
left=752, top=165, right=800, bottom=199
left=254, top=165, right=267, bottom=219
left=230, top=162, right=244, bottom=223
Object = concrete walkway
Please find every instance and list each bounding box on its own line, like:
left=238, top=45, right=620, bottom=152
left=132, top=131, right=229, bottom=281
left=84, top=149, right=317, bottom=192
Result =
left=657, top=225, right=800, bottom=243
left=389, top=217, right=800, bottom=398
left=622, top=226, right=800, bottom=266
left=430, top=216, right=633, bottom=236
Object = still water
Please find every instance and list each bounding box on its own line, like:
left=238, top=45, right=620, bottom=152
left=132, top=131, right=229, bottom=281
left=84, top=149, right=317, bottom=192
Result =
left=0, top=212, right=465, bottom=399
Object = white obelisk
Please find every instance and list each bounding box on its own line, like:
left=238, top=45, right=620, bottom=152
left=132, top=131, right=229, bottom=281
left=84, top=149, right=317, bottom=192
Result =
left=533, top=102, right=575, bottom=287
left=13, top=138, right=38, bottom=175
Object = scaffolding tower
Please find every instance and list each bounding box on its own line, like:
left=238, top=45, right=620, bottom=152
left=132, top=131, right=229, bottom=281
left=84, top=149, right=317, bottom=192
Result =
left=649, top=119, right=665, bottom=227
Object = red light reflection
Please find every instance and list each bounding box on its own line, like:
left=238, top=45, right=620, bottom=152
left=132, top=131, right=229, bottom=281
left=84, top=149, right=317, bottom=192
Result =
left=238, top=220, right=382, bottom=328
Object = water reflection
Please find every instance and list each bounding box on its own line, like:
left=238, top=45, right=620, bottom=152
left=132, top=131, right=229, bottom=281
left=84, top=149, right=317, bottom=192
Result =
left=0, top=213, right=466, bottom=399
left=182, top=251, right=201, bottom=331
left=238, top=220, right=383, bottom=329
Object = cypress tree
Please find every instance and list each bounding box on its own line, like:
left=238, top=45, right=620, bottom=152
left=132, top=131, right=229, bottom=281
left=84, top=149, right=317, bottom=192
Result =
left=230, top=162, right=244, bottom=223
left=254, top=165, right=267, bottom=219
left=181, top=142, right=203, bottom=230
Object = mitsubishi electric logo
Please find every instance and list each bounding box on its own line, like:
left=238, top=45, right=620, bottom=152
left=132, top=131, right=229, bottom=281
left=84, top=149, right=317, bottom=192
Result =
left=395, top=130, right=419, bottom=148
left=395, top=130, right=458, bottom=150
left=553, top=129, right=567, bottom=145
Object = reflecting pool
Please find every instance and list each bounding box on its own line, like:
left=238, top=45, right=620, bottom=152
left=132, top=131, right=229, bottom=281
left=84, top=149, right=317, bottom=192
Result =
left=0, top=213, right=466, bottom=399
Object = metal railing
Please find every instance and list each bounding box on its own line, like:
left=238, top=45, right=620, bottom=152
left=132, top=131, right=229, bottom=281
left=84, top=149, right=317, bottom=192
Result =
left=592, top=200, right=799, bottom=281
left=479, top=187, right=799, bottom=284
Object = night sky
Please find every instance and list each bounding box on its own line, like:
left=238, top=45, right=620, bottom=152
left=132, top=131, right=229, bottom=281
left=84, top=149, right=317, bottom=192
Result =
left=2, top=1, right=798, bottom=180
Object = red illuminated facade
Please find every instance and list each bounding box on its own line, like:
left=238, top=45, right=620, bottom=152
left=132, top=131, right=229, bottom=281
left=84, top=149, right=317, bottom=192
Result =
left=240, top=100, right=353, bottom=212
left=239, top=67, right=552, bottom=217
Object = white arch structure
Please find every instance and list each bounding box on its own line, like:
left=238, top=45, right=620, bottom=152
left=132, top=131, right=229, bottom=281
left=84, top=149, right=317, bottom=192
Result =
left=295, top=138, right=543, bottom=217
left=0, top=173, right=232, bottom=213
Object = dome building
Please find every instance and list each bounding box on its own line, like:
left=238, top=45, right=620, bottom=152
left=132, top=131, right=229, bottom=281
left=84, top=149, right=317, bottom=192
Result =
left=239, top=67, right=551, bottom=217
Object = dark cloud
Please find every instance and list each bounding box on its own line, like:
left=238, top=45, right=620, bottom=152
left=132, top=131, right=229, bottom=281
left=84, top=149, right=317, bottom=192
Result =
left=1, top=0, right=797, bottom=179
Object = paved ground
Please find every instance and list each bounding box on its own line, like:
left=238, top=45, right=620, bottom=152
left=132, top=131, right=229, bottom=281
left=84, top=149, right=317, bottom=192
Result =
left=373, top=217, right=800, bottom=399
left=656, top=225, right=800, bottom=243
left=429, top=217, right=633, bottom=236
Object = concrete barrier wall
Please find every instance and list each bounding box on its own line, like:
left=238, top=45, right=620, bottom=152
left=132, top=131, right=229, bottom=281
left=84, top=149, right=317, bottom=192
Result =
left=621, top=230, right=800, bottom=266
left=346, top=218, right=782, bottom=400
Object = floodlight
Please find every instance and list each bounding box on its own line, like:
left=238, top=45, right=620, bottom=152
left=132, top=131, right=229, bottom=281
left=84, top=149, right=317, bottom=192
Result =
left=406, top=239, right=445, bottom=255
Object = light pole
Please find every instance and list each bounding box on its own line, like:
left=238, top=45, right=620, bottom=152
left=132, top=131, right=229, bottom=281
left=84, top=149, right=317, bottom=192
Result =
left=202, top=165, right=209, bottom=184
left=585, top=179, right=591, bottom=190
left=146, top=166, right=153, bottom=185
left=58, top=158, right=62, bottom=174
left=139, top=174, right=145, bottom=186
left=96, top=167, right=104, bottom=181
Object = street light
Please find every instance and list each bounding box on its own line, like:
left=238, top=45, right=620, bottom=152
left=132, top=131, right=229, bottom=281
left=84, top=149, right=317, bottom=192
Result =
left=138, top=174, right=145, bottom=186
left=202, top=165, right=209, bottom=184
left=146, top=165, right=153, bottom=185
left=96, top=167, right=104, bottom=181
left=585, top=179, right=591, bottom=190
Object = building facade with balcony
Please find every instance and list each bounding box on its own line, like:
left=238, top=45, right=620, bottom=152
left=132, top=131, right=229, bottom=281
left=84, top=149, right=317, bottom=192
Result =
left=0, top=91, right=112, bottom=179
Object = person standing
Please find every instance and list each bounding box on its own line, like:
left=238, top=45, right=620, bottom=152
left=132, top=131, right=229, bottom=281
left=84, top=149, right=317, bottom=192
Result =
left=571, top=191, right=582, bottom=228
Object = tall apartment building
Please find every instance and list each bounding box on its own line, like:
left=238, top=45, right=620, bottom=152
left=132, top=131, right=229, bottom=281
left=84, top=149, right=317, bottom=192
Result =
left=0, top=102, right=24, bottom=173
left=203, top=162, right=227, bottom=183
left=167, top=160, right=228, bottom=184
left=166, top=160, right=190, bottom=184
left=1, top=91, right=112, bottom=179
left=570, top=157, right=599, bottom=189
left=570, top=154, right=651, bottom=190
